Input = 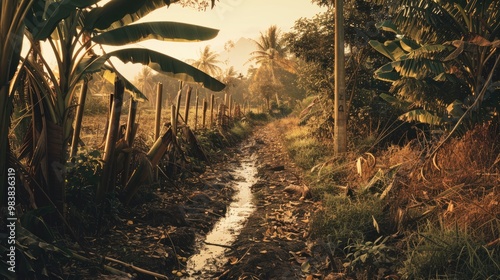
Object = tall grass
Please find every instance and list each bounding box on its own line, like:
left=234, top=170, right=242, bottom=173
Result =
left=401, top=222, right=500, bottom=279
left=278, top=116, right=500, bottom=279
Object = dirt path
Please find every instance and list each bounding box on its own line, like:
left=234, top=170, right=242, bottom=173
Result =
left=78, top=120, right=329, bottom=280
left=213, top=121, right=327, bottom=280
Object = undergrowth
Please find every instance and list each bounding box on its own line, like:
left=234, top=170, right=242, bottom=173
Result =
left=279, top=117, right=500, bottom=279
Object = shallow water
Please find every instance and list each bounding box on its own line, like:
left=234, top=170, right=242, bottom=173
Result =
left=184, top=153, right=258, bottom=279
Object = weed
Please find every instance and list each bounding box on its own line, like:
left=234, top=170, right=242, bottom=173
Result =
left=344, top=236, right=397, bottom=277
left=401, top=222, right=500, bottom=279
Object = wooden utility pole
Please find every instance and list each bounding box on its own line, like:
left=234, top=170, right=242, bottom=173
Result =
left=334, top=0, right=347, bottom=155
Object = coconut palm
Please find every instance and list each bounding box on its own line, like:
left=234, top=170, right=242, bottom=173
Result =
left=249, top=25, right=295, bottom=109
left=191, top=45, right=223, bottom=77
left=135, top=66, right=156, bottom=104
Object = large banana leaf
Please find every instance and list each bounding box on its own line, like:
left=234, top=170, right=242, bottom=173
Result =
left=31, top=0, right=99, bottom=40
left=92, top=22, right=219, bottom=46
left=79, top=48, right=226, bottom=91
left=374, top=58, right=447, bottom=81
left=83, top=0, right=179, bottom=31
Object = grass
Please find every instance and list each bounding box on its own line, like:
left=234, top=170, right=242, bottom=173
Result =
left=276, top=115, right=500, bottom=279
left=310, top=193, right=387, bottom=242
left=401, top=222, right=500, bottom=279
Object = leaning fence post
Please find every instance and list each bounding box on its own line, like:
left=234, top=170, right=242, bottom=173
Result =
left=154, top=82, right=163, bottom=181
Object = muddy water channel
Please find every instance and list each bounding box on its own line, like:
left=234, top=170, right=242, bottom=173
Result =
left=184, top=152, right=258, bottom=279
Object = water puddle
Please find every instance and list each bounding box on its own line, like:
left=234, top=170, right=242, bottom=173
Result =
left=184, top=153, right=258, bottom=279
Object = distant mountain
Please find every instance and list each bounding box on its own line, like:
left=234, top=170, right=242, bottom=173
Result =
left=217, top=37, right=257, bottom=77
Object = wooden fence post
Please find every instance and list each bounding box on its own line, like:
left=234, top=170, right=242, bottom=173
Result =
left=184, top=86, right=192, bottom=126
left=202, top=98, right=207, bottom=128
left=194, top=90, right=199, bottom=130
left=122, top=98, right=138, bottom=187
left=210, top=94, right=214, bottom=128
left=171, top=104, right=177, bottom=142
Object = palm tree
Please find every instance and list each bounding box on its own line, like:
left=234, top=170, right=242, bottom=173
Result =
left=191, top=45, right=223, bottom=77
left=249, top=25, right=294, bottom=109
left=135, top=66, right=156, bottom=105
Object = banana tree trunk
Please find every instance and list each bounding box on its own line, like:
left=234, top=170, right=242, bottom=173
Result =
left=122, top=127, right=173, bottom=204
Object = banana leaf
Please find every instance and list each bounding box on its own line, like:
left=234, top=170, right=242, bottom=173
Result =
left=31, top=0, right=99, bottom=40
left=369, top=40, right=406, bottom=61
left=80, top=48, right=225, bottom=91
left=399, top=109, right=443, bottom=125
left=379, top=93, right=411, bottom=110
left=375, top=20, right=400, bottom=34
left=83, top=0, right=180, bottom=31
left=92, top=21, right=219, bottom=45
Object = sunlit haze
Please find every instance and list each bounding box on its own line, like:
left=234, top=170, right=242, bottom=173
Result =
left=111, top=0, right=327, bottom=79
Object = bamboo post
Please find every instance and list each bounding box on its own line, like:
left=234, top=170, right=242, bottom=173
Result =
left=155, top=83, right=163, bottom=140
left=217, top=103, right=223, bottom=127
left=122, top=98, right=138, bottom=187
left=194, top=90, right=199, bottom=130
left=224, top=93, right=228, bottom=119
left=70, top=79, right=89, bottom=158
left=98, top=78, right=124, bottom=200
left=210, top=94, right=214, bottom=128
left=154, top=82, right=163, bottom=181
left=171, top=104, right=177, bottom=142
left=184, top=86, right=192, bottom=126
left=175, top=88, right=182, bottom=127
left=202, top=98, right=207, bottom=128
left=228, top=94, right=232, bottom=118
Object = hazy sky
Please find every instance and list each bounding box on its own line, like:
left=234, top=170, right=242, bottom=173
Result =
left=137, top=0, right=328, bottom=60
left=108, top=0, right=327, bottom=79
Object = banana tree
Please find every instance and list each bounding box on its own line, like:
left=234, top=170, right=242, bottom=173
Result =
left=15, top=0, right=224, bottom=211
left=368, top=0, right=500, bottom=126
left=0, top=0, right=35, bottom=208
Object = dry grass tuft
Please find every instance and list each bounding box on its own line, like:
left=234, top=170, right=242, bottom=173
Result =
left=385, top=123, right=500, bottom=242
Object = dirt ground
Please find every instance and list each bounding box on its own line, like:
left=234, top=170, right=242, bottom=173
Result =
left=72, top=120, right=332, bottom=280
